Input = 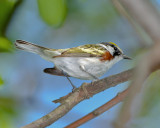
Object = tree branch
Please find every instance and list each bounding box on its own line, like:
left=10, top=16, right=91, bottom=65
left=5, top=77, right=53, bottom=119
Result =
left=117, top=0, right=160, bottom=42
left=113, top=0, right=160, bottom=127
left=65, top=87, right=130, bottom=128
left=115, top=43, right=160, bottom=128
left=112, top=0, right=150, bottom=47
left=22, top=69, right=133, bottom=128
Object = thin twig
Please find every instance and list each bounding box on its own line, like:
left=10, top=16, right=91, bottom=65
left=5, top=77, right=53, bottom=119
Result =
left=65, top=87, right=130, bottom=128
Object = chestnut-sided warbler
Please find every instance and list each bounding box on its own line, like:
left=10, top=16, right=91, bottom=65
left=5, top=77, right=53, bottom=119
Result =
left=15, top=40, right=131, bottom=90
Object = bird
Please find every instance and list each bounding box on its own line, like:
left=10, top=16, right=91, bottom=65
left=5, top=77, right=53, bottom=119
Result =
left=15, top=40, right=131, bottom=91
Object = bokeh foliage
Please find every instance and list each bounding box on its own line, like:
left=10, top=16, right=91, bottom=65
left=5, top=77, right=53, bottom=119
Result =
left=37, top=0, right=67, bottom=27
left=0, top=97, right=18, bottom=128
left=0, top=76, right=4, bottom=86
left=0, top=37, right=13, bottom=52
left=0, top=0, right=20, bottom=52
left=131, top=71, right=160, bottom=128
left=139, top=71, right=160, bottom=117
left=0, top=1, right=20, bottom=128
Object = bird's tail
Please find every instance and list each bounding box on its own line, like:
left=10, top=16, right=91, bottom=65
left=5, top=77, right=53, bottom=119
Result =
left=15, top=40, right=62, bottom=61
left=15, top=40, right=49, bottom=54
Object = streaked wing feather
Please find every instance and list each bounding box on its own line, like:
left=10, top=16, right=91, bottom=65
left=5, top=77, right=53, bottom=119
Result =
left=53, top=44, right=106, bottom=58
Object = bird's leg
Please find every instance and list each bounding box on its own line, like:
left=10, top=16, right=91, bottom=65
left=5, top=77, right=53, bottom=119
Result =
left=79, top=65, right=99, bottom=81
left=62, top=71, right=77, bottom=91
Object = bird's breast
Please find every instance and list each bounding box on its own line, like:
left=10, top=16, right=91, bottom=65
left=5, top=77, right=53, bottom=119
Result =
left=52, top=57, right=113, bottom=80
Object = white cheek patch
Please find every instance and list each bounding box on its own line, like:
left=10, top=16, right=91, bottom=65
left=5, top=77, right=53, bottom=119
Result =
left=98, top=44, right=114, bottom=55
left=107, top=46, right=114, bottom=55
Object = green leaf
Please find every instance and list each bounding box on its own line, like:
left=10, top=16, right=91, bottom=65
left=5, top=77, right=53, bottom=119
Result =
left=0, top=0, right=18, bottom=36
left=37, top=0, right=67, bottom=27
left=138, top=71, right=160, bottom=117
left=130, top=71, right=160, bottom=128
left=0, top=76, right=4, bottom=86
left=0, top=97, right=18, bottom=128
left=0, top=37, right=13, bottom=52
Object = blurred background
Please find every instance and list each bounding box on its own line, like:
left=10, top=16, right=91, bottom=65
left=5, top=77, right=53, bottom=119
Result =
left=0, top=0, right=160, bottom=128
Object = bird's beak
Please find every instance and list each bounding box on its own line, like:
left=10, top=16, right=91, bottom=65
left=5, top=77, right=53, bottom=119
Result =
left=123, top=54, right=132, bottom=60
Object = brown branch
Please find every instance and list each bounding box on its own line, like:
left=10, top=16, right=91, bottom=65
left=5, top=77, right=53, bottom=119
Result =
left=113, top=0, right=160, bottom=128
left=115, top=43, right=160, bottom=128
left=112, top=0, right=150, bottom=47
left=65, top=87, right=130, bottom=128
left=22, top=69, right=133, bottom=128
left=118, top=0, right=160, bottom=43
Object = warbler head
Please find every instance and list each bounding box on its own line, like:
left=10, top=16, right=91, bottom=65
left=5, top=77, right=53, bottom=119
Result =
left=99, top=42, right=131, bottom=61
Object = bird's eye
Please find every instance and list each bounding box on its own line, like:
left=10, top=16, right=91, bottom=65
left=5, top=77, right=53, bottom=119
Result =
left=114, top=47, right=117, bottom=50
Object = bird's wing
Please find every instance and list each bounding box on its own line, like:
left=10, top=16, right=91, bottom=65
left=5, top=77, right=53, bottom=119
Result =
left=53, top=44, right=106, bottom=58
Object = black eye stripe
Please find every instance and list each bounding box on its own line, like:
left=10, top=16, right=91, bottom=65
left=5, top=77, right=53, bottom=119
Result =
left=100, top=42, right=122, bottom=56
left=113, top=48, right=122, bottom=56
left=108, top=44, right=121, bottom=55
